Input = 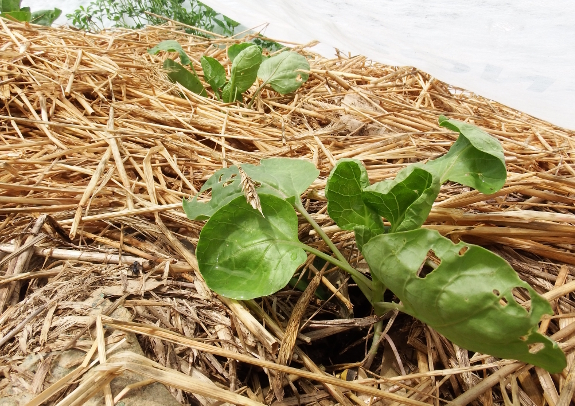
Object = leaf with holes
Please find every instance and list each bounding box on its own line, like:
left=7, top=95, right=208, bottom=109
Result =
left=326, top=159, right=385, bottom=250
left=196, top=194, right=307, bottom=299
left=183, top=166, right=241, bottom=221
left=424, top=115, right=507, bottom=194
left=362, top=228, right=566, bottom=372
left=183, top=158, right=319, bottom=220
left=362, top=165, right=440, bottom=232
left=257, top=51, right=310, bottom=94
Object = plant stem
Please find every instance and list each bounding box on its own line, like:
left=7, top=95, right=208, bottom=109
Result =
left=294, top=200, right=375, bottom=300
left=363, top=319, right=383, bottom=370
left=293, top=242, right=373, bottom=301
left=247, top=81, right=268, bottom=109
left=294, top=200, right=348, bottom=265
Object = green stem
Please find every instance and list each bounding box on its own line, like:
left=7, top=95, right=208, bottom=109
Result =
left=294, top=200, right=348, bottom=265
left=291, top=242, right=373, bottom=303
left=247, top=80, right=268, bottom=109
left=294, top=200, right=375, bottom=300
left=363, top=319, right=383, bottom=370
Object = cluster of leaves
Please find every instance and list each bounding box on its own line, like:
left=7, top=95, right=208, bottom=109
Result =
left=67, top=0, right=238, bottom=35
left=1, top=0, right=61, bottom=26
left=148, top=40, right=310, bottom=103
left=183, top=116, right=567, bottom=373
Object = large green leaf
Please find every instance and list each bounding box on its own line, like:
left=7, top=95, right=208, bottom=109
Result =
left=222, top=45, right=262, bottom=103
left=148, top=40, right=191, bottom=66
left=362, top=228, right=566, bottom=373
left=30, top=8, right=61, bottom=26
left=200, top=55, right=226, bottom=93
left=257, top=51, right=310, bottom=94
left=227, top=43, right=256, bottom=63
left=425, top=116, right=506, bottom=194
left=197, top=194, right=307, bottom=299
left=326, top=159, right=385, bottom=250
left=163, top=59, right=207, bottom=97
left=183, top=158, right=319, bottom=220
left=362, top=166, right=440, bottom=232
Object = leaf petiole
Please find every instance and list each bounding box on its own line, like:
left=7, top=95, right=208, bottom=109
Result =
left=289, top=241, right=374, bottom=302
left=294, top=199, right=375, bottom=301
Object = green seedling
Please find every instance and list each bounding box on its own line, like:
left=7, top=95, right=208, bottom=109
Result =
left=149, top=40, right=309, bottom=103
left=183, top=116, right=566, bottom=373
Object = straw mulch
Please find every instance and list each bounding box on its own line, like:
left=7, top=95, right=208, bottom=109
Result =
left=1, top=17, right=575, bottom=406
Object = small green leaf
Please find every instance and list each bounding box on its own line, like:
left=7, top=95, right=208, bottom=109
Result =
left=197, top=194, right=307, bottom=300
left=1, top=9, right=30, bottom=22
left=326, top=159, right=385, bottom=250
left=30, top=8, right=61, bottom=25
left=257, top=51, right=310, bottom=94
left=1, top=0, right=21, bottom=13
left=148, top=40, right=191, bottom=66
left=362, top=166, right=440, bottom=232
left=183, top=158, right=319, bottom=220
left=362, top=228, right=566, bottom=373
left=222, top=45, right=262, bottom=103
left=425, top=116, right=507, bottom=194
left=163, top=59, right=207, bottom=97
left=200, top=56, right=226, bottom=92
left=227, top=43, right=256, bottom=63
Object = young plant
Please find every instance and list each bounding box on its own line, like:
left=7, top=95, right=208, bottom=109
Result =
left=183, top=116, right=567, bottom=373
left=149, top=40, right=310, bottom=103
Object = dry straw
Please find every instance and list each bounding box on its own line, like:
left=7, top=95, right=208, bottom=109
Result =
left=0, top=15, right=574, bottom=405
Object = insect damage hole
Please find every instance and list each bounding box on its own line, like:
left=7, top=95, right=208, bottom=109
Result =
left=416, top=250, right=441, bottom=278
left=528, top=342, right=544, bottom=354
left=512, top=287, right=531, bottom=306
left=222, top=174, right=237, bottom=188
left=458, top=246, right=469, bottom=256
left=492, top=289, right=508, bottom=306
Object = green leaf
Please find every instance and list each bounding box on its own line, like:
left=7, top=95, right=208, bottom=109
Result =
left=1, top=0, right=21, bottom=13
left=221, top=81, right=242, bottom=103
left=30, top=8, right=61, bottom=25
left=222, top=45, right=262, bottom=103
left=183, top=158, right=319, bottom=220
left=227, top=43, right=256, bottom=63
left=148, top=40, right=191, bottom=66
left=200, top=55, right=226, bottom=92
left=197, top=194, right=307, bottom=300
left=362, top=228, right=566, bottom=373
left=183, top=166, right=241, bottom=221
left=163, top=59, right=207, bottom=97
left=1, top=9, right=30, bottom=22
left=243, top=158, right=319, bottom=205
left=425, top=116, right=507, bottom=194
left=326, top=159, right=385, bottom=250
left=362, top=166, right=440, bottom=232
left=257, top=51, right=310, bottom=94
